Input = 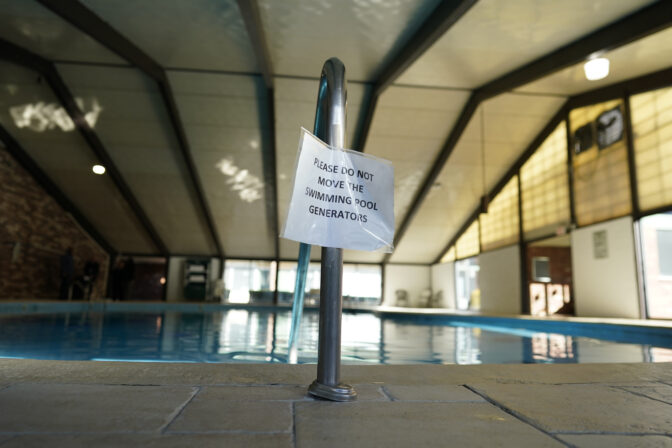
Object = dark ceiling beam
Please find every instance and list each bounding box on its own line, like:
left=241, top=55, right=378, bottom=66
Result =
left=236, top=0, right=280, bottom=260
left=235, top=0, right=274, bottom=89
left=37, top=0, right=224, bottom=257
left=477, top=1, right=672, bottom=101
left=432, top=101, right=569, bottom=264
left=0, top=123, right=114, bottom=255
left=570, top=64, right=672, bottom=109
left=382, top=94, right=479, bottom=263
left=353, top=0, right=477, bottom=151
left=386, top=1, right=672, bottom=264
left=0, top=38, right=167, bottom=255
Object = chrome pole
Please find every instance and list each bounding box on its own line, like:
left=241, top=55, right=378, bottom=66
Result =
left=307, top=58, right=357, bottom=402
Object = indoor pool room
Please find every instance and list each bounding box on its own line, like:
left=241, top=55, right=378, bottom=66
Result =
left=2, top=1, right=672, bottom=447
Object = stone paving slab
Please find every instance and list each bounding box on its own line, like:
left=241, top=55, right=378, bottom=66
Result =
left=471, top=383, right=672, bottom=434
left=616, top=383, right=672, bottom=405
left=0, top=434, right=293, bottom=448
left=295, top=401, right=563, bottom=448
left=383, top=384, right=484, bottom=402
left=0, top=360, right=671, bottom=447
left=558, top=434, right=672, bottom=447
left=0, top=384, right=196, bottom=433
left=167, top=393, right=292, bottom=433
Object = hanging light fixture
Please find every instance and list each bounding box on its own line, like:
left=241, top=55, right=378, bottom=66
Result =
left=584, top=56, right=610, bottom=81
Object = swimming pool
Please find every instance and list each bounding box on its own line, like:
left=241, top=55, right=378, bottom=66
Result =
left=0, top=304, right=670, bottom=364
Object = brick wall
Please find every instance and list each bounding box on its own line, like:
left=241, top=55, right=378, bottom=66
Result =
left=526, top=246, right=573, bottom=285
left=0, top=145, right=109, bottom=299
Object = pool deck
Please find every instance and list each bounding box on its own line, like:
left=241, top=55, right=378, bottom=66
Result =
left=0, top=360, right=671, bottom=447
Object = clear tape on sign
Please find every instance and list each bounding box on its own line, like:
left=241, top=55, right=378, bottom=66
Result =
left=281, top=128, right=395, bottom=252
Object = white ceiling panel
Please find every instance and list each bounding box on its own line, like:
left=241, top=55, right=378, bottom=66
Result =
left=169, top=71, right=275, bottom=259
left=390, top=93, right=565, bottom=263
left=57, top=64, right=216, bottom=255
left=81, top=0, right=258, bottom=72
left=365, top=86, right=470, bottom=230
left=517, top=26, right=672, bottom=96
left=0, top=0, right=123, bottom=64
left=0, top=61, right=155, bottom=253
left=397, top=0, right=657, bottom=89
left=258, top=0, right=442, bottom=81
left=274, top=77, right=366, bottom=261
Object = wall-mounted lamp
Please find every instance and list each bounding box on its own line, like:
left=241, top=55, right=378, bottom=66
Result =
left=584, top=57, right=610, bottom=81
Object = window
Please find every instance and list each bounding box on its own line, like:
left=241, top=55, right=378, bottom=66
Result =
left=630, top=86, right=672, bottom=211
left=570, top=100, right=631, bottom=226
left=277, top=261, right=382, bottom=306
left=480, top=176, right=519, bottom=251
left=224, top=260, right=276, bottom=304
left=639, top=213, right=672, bottom=319
left=520, top=122, right=571, bottom=240
left=455, top=257, right=479, bottom=311
left=455, top=221, right=479, bottom=260
left=657, top=229, right=672, bottom=276
left=440, top=246, right=456, bottom=264
left=277, top=261, right=321, bottom=305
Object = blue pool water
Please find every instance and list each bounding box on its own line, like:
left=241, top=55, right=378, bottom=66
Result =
left=0, top=308, right=670, bottom=364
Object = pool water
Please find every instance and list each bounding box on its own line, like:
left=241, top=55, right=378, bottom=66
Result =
left=0, top=309, right=670, bottom=364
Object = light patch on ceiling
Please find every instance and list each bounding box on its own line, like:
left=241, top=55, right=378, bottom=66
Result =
left=9, top=97, right=102, bottom=132
left=215, top=157, right=265, bottom=203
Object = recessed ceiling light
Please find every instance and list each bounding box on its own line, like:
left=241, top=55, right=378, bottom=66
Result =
left=92, top=164, right=106, bottom=175
left=584, top=57, right=610, bottom=81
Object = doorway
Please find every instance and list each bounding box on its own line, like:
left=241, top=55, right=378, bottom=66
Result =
left=526, top=235, right=574, bottom=316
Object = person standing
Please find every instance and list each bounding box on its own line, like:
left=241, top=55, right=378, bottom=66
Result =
left=59, top=247, right=74, bottom=300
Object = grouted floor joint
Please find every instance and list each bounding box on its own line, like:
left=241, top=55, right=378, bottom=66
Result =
left=291, top=401, right=297, bottom=448
left=159, top=386, right=201, bottom=434
left=612, top=385, right=672, bottom=406
left=463, top=384, right=573, bottom=448
left=379, top=385, right=396, bottom=401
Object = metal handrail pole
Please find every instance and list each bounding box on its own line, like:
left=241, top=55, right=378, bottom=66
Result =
left=307, top=58, right=357, bottom=402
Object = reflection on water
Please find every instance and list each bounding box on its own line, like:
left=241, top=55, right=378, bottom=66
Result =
left=0, top=310, right=670, bottom=364
left=10, top=97, right=102, bottom=132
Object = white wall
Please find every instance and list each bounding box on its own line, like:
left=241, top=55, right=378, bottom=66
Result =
left=571, top=216, right=641, bottom=318
left=166, top=257, right=185, bottom=301
left=478, top=245, right=521, bottom=315
left=166, top=257, right=221, bottom=302
left=431, top=262, right=456, bottom=309
left=384, top=264, right=431, bottom=307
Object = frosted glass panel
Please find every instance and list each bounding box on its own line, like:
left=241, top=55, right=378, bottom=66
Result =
left=631, top=86, right=672, bottom=212
left=520, top=122, right=570, bottom=240
left=570, top=100, right=631, bottom=226
left=480, top=176, right=519, bottom=252
left=440, top=246, right=456, bottom=263
left=455, top=221, right=479, bottom=260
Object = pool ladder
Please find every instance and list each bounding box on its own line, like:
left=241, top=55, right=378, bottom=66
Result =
left=290, top=58, right=357, bottom=402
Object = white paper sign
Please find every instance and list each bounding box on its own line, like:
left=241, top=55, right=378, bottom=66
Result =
left=282, top=129, right=394, bottom=252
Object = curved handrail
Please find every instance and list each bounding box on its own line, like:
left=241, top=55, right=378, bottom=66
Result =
left=288, top=58, right=349, bottom=362
left=308, top=58, right=357, bottom=402
left=313, top=57, right=347, bottom=149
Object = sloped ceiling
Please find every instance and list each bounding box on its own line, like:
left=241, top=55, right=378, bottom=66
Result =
left=0, top=0, right=667, bottom=264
